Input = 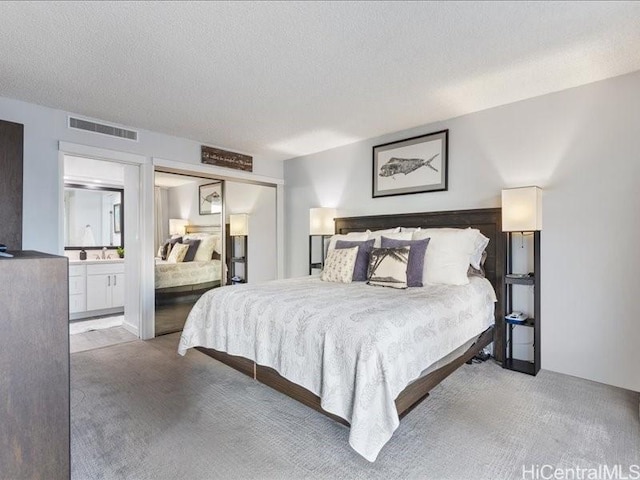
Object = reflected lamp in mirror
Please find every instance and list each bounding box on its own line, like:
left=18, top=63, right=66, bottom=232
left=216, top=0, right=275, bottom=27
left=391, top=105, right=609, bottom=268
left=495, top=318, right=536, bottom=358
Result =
left=169, top=218, right=188, bottom=236
left=501, top=186, right=542, bottom=232
left=230, top=214, right=249, bottom=236
left=309, top=207, right=336, bottom=235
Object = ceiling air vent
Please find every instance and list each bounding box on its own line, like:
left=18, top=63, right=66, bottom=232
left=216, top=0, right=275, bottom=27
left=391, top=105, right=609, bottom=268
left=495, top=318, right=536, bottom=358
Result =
left=68, top=117, right=138, bottom=141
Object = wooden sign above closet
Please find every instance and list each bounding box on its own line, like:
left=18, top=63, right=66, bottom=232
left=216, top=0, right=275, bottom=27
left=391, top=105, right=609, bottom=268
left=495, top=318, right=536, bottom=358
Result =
left=201, top=145, right=252, bottom=172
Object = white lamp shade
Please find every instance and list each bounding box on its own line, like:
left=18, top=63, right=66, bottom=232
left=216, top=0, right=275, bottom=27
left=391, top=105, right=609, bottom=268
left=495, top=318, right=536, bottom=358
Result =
left=309, top=207, right=336, bottom=235
left=230, top=214, right=249, bottom=236
left=501, top=187, right=542, bottom=232
left=169, top=218, right=188, bottom=236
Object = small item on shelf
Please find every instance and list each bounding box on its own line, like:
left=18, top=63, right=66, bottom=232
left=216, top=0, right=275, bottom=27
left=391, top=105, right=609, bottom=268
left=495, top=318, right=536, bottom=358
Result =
left=231, top=275, right=244, bottom=285
left=79, top=249, right=87, bottom=260
left=506, top=311, right=527, bottom=321
left=506, top=273, right=531, bottom=278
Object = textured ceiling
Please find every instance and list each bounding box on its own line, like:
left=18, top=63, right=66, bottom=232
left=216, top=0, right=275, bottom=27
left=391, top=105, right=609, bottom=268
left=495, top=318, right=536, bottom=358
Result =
left=1, top=1, right=640, bottom=162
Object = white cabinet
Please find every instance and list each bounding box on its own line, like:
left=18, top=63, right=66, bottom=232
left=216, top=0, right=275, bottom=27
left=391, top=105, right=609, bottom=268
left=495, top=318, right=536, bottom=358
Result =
left=68, top=260, right=125, bottom=319
left=86, top=263, right=125, bottom=311
left=68, top=265, right=86, bottom=314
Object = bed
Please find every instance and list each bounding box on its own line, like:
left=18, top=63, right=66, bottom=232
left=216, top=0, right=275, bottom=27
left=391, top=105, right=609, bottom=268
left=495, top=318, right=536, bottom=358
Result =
left=178, top=208, right=505, bottom=461
left=155, top=225, right=223, bottom=300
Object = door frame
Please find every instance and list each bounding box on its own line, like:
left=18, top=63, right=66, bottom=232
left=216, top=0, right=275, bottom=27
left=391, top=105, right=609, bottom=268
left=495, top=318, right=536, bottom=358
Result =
left=58, top=141, right=148, bottom=338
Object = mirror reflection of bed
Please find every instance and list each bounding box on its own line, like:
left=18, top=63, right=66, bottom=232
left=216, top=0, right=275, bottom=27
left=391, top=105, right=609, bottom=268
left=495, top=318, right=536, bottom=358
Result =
left=154, top=172, right=224, bottom=336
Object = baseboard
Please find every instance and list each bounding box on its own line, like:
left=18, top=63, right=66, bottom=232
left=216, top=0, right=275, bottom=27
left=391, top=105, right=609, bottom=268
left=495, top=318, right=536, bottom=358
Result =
left=122, top=320, right=139, bottom=337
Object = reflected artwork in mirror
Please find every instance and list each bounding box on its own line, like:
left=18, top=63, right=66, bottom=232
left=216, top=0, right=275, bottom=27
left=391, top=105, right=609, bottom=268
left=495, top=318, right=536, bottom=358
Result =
left=64, top=183, right=124, bottom=249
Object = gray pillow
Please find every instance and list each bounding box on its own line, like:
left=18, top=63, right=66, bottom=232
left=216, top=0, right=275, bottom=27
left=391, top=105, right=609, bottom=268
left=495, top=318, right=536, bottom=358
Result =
left=162, top=236, right=182, bottom=260
left=380, top=236, right=430, bottom=287
left=182, top=239, right=201, bottom=262
left=335, top=239, right=375, bottom=281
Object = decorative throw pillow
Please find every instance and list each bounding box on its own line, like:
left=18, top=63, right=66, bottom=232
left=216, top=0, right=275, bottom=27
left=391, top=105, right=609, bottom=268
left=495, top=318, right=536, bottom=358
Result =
left=335, top=239, right=375, bottom=281
left=320, top=246, right=359, bottom=283
left=162, top=236, right=182, bottom=260
left=193, top=235, right=218, bottom=262
left=328, top=232, right=369, bottom=252
left=367, top=246, right=411, bottom=289
left=412, top=228, right=477, bottom=285
left=380, top=236, right=429, bottom=287
left=182, top=239, right=201, bottom=262
left=167, top=243, right=189, bottom=263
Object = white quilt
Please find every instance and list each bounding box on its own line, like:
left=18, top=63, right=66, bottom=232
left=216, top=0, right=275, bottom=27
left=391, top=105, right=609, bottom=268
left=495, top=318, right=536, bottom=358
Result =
left=178, top=276, right=496, bottom=461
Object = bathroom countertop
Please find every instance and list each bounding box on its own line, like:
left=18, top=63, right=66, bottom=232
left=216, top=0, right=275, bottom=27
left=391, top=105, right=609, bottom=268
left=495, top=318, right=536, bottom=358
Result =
left=68, top=258, right=124, bottom=265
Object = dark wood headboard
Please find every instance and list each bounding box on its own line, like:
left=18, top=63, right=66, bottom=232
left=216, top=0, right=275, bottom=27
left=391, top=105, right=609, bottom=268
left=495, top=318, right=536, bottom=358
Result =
left=335, top=208, right=505, bottom=361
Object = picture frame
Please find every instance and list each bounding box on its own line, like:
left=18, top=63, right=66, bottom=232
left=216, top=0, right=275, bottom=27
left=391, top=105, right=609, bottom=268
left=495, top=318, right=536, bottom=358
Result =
left=113, top=203, right=121, bottom=233
left=199, top=182, right=223, bottom=215
left=372, top=129, right=448, bottom=198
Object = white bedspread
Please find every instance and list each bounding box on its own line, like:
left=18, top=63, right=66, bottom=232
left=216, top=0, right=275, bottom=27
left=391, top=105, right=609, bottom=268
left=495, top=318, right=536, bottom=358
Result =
left=155, top=259, right=221, bottom=289
left=178, top=276, right=496, bottom=461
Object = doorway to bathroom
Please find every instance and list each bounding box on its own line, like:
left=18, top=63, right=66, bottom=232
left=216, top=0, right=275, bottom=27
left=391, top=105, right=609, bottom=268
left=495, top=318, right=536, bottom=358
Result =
left=61, top=154, right=141, bottom=352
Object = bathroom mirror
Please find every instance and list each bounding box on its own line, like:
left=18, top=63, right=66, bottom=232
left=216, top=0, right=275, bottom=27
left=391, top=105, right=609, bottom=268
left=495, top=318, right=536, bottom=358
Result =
left=64, top=184, right=124, bottom=249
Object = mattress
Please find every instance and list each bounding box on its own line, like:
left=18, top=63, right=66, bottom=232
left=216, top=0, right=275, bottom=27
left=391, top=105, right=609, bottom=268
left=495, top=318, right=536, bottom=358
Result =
left=179, top=276, right=496, bottom=461
left=155, top=259, right=221, bottom=289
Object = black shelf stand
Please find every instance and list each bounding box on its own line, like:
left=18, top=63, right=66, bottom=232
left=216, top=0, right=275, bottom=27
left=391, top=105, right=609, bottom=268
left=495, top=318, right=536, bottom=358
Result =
left=503, top=231, right=541, bottom=376
left=308, top=235, right=330, bottom=274
left=229, top=235, right=248, bottom=284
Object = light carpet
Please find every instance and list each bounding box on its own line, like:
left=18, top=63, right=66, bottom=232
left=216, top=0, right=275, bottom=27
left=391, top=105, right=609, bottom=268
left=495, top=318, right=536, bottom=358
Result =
left=71, top=333, right=639, bottom=480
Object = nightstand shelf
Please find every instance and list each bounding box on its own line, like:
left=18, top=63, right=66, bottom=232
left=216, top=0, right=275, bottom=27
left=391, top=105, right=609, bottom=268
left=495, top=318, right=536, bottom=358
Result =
left=503, top=358, right=537, bottom=376
left=503, top=231, right=541, bottom=376
left=309, top=234, right=331, bottom=274
left=504, top=276, right=534, bottom=286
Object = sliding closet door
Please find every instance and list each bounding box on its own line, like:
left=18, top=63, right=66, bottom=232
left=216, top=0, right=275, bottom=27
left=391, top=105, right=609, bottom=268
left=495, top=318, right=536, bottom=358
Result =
left=0, top=119, right=23, bottom=249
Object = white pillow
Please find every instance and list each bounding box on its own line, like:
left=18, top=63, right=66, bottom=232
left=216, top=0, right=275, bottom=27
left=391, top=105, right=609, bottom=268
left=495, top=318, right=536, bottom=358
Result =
left=192, top=235, right=219, bottom=262
left=412, top=228, right=478, bottom=285
left=328, top=232, right=369, bottom=251
left=167, top=243, right=189, bottom=263
left=470, top=229, right=490, bottom=270
left=400, top=227, right=421, bottom=233
left=320, top=246, right=359, bottom=283
left=366, top=227, right=402, bottom=247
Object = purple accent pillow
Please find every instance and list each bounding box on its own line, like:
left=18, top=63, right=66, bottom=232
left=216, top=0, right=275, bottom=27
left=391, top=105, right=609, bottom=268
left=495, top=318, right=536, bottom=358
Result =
left=182, top=239, right=201, bottom=262
left=335, top=239, right=375, bottom=281
left=380, top=236, right=430, bottom=287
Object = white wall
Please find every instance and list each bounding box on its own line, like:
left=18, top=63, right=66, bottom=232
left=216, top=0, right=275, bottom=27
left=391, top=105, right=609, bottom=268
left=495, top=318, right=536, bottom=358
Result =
left=0, top=95, right=283, bottom=254
left=226, top=181, right=277, bottom=283
left=283, top=70, right=640, bottom=392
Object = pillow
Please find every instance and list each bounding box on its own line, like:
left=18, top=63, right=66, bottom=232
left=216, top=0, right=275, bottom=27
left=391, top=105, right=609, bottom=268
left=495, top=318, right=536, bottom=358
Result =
left=468, top=251, right=488, bottom=278
left=193, top=235, right=218, bottom=262
left=367, top=246, right=411, bottom=289
left=470, top=229, right=490, bottom=270
left=412, top=228, right=477, bottom=285
left=167, top=243, right=189, bottom=263
left=182, top=239, right=201, bottom=262
left=381, top=236, right=430, bottom=287
left=161, top=236, right=182, bottom=260
left=335, top=239, right=375, bottom=281
left=400, top=227, right=421, bottom=233
left=328, top=232, right=369, bottom=252
left=320, top=246, right=359, bottom=283
left=366, top=227, right=402, bottom=247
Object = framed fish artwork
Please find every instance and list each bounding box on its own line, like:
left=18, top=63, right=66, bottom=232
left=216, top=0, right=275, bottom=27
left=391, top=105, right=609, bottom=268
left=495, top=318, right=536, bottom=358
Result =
left=372, top=129, right=448, bottom=198
left=199, top=182, right=223, bottom=215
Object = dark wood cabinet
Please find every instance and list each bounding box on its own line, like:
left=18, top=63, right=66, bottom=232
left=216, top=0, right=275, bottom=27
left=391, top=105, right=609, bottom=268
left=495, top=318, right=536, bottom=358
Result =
left=0, top=119, right=24, bottom=249
left=503, top=231, right=541, bottom=376
left=0, top=251, right=70, bottom=479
